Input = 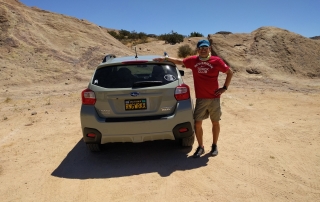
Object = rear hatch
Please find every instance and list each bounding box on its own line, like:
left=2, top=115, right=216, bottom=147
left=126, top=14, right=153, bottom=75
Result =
left=91, top=63, right=182, bottom=119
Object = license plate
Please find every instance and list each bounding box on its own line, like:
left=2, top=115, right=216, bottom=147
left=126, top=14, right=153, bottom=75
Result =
left=125, top=99, right=147, bottom=110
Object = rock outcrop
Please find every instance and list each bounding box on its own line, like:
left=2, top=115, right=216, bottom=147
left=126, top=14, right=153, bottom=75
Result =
left=209, top=27, right=320, bottom=78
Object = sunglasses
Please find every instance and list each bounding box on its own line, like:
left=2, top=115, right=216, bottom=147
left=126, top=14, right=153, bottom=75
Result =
left=198, top=47, right=209, bottom=50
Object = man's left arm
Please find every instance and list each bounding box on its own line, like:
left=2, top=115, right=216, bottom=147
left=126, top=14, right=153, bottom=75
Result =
left=214, top=68, right=233, bottom=96
left=223, top=69, right=233, bottom=90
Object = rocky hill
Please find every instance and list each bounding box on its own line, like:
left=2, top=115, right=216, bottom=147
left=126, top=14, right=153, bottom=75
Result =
left=209, top=27, right=320, bottom=78
left=0, top=0, right=134, bottom=87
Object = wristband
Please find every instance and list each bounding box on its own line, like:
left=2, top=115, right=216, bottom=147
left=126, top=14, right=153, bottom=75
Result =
left=222, top=85, right=228, bottom=90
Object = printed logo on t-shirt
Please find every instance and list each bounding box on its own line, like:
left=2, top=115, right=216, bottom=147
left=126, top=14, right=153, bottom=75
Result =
left=198, top=67, right=210, bottom=73
left=195, top=61, right=213, bottom=74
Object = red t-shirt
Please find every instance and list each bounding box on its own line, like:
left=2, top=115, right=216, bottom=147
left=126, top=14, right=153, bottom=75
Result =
left=183, top=56, right=230, bottom=98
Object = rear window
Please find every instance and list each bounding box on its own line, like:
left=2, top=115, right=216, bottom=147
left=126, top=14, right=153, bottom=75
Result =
left=92, top=64, right=179, bottom=88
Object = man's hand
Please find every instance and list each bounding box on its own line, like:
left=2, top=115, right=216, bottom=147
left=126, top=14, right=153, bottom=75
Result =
left=153, top=57, right=165, bottom=62
left=214, top=88, right=226, bottom=96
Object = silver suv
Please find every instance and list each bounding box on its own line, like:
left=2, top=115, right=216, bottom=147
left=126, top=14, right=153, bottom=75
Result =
left=80, top=54, right=195, bottom=151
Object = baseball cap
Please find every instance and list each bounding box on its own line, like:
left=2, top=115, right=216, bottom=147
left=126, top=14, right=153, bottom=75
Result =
left=197, top=39, right=210, bottom=48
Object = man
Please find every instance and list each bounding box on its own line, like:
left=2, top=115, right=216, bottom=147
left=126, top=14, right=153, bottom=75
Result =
left=153, top=39, right=233, bottom=158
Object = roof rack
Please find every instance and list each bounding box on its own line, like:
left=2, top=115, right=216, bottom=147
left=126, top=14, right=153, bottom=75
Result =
left=102, top=54, right=116, bottom=63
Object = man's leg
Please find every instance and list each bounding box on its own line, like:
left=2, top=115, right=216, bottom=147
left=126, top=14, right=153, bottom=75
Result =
left=193, top=120, right=205, bottom=158
left=194, top=120, right=203, bottom=147
left=192, top=99, right=207, bottom=158
left=210, top=120, right=220, bottom=156
left=211, top=120, right=220, bottom=145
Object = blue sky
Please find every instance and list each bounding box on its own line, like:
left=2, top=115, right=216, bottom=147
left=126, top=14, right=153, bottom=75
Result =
left=20, top=0, right=319, bottom=38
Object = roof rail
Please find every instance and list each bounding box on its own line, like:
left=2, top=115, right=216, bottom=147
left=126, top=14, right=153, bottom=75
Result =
left=102, top=54, right=116, bottom=63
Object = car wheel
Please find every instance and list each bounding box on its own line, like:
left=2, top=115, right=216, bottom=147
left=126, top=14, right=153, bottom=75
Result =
left=181, top=135, right=195, bottom=147
left=86, top=143, right=101, bottom=152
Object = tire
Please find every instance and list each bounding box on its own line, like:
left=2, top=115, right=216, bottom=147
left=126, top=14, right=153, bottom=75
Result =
left=86, top=143, right=101, bottom=152
left=181, top=135, right=195, bottom=147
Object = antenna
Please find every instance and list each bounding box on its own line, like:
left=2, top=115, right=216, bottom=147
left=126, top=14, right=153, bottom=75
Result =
left=135, top=47, right=138, bottom=58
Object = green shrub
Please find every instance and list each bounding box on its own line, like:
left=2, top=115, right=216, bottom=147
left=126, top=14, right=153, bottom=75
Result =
left=310, top=36, right=320, bottom=40
left=108, top=30, right=119, bottom=39
left=158, top=31, right=184, bottom=44
left=190, top=32, right=204, bottom=37
left=178, top=44, right=194, bottom=58
left=215, top=31, right=232, bottom=35
left=108, top=29, right=149, bottom=42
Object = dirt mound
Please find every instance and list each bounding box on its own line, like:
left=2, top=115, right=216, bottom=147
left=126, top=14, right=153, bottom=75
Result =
left=208, top=27, right=320, bottom=78
left=0, top=0, right=134, bottom=86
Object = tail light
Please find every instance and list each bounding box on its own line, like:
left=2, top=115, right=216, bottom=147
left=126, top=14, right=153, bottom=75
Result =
left=175, top=83, right=190, bottom=101
left=82, top=89, right=96, bottom=105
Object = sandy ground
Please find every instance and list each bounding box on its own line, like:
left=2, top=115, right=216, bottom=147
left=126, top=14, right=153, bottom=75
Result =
left=1, top=69, right=320, bottom=202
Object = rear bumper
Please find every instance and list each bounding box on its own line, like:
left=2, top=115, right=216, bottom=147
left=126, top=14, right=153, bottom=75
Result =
left=81, top=100, right=194, bottom=144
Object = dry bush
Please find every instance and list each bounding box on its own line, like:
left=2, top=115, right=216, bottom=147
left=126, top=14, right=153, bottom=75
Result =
left=178, top=44, right=194, bottom=58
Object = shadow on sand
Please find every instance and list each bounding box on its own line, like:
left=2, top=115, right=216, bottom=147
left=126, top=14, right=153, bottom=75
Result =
left=51, top=139, right=209, bottom=179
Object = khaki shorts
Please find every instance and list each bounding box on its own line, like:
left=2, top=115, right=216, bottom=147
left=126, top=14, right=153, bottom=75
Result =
left=193, top=98, right=221, bottom=121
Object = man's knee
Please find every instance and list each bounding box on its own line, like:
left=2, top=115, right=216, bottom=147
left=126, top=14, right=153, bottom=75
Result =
left=211, top=121, right=219, bottom=126
left=194, top=120, right=202, bottom=128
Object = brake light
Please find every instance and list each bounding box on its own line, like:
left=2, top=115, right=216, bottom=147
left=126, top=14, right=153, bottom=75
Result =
left=81, top=89, right=96, bottom=105
left=121, top=60, right=148, bottom=64
left=175, top=84, right=190, bottom=101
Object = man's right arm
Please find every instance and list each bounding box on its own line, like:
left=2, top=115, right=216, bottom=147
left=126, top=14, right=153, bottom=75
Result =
left=153, top=57, right=184, bottom=66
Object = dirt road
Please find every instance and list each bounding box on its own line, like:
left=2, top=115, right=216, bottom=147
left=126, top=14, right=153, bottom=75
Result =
left=1, top=72, right=320, bottom=202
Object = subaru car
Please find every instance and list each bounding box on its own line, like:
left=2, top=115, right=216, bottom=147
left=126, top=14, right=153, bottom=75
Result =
left=80, top=54, right=195, bottom=151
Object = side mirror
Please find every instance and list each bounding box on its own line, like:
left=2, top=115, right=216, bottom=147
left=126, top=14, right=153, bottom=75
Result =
left=179, top=70, right=184, bottom=76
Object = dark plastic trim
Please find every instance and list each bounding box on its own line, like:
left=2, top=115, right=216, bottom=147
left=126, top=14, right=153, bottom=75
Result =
left=172, top=122, right=194, bottom=139
left=82, top=128, right=102, bottom=143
